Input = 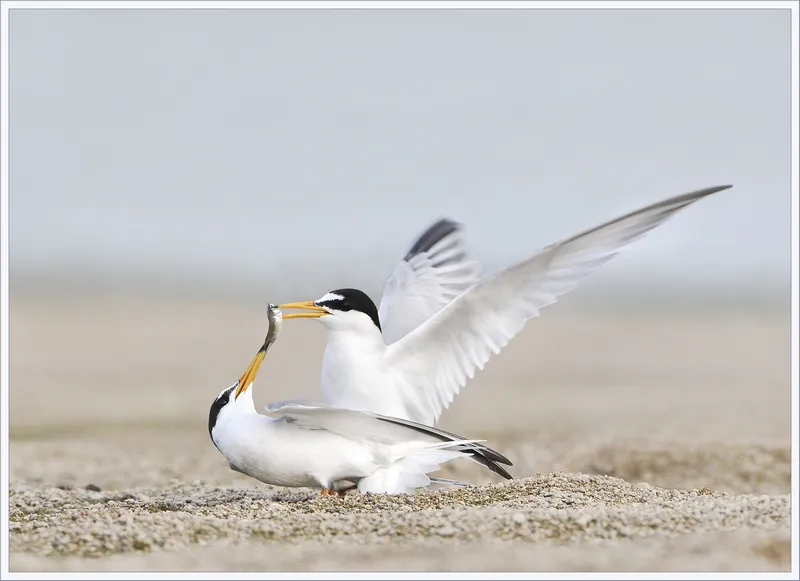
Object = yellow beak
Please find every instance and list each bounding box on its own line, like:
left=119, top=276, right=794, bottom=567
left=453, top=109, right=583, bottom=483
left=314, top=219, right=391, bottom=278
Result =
left=234, top=345, right=267, bottom=399
left=278, top=301, right=328, bottom=320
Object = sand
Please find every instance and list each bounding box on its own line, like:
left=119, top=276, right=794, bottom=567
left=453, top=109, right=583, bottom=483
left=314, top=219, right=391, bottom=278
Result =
left=8, top=294, right=793, bottom=572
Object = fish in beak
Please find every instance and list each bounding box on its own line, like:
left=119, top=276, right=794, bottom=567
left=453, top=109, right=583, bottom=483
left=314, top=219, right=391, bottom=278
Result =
left=234, top=304, right=283, bottom=399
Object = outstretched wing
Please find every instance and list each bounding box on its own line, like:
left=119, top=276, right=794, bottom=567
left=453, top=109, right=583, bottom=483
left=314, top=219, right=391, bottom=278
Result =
left=265, top=400, right=512, bottom=479
left=379, top=219, right=482, bottom=345
left=383, top=185, right=733, bottom=426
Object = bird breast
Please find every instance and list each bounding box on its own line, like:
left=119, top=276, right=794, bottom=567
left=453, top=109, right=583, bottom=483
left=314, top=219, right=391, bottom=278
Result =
left=319, top=331, right=406, bottom=416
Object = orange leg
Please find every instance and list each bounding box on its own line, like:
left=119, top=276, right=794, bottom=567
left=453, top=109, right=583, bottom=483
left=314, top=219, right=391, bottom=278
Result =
left=320, top=484, right=356, bottom=497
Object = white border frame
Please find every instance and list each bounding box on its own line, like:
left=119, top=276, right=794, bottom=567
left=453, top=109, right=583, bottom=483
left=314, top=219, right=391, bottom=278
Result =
left=1, top=1, right=797, bottom=579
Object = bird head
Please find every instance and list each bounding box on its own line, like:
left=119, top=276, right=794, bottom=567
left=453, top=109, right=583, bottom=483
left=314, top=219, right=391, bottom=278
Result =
left=279, top=288, right=381, bottom=333
left=209, top=304, right=283, bottom=439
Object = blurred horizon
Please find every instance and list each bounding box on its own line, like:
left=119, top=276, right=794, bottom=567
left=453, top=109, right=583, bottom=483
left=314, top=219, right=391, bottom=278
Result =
left=9, top=8, right=791, bottom=308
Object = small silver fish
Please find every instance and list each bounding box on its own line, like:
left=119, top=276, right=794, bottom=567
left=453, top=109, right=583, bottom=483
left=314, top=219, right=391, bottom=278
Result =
left=265, top=303, right=283, bottom=350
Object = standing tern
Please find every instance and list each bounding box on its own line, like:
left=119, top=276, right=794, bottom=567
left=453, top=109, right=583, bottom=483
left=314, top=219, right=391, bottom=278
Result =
left=278, top=185, right=733, bottom=426
left=208, top=304, right=513, bottom=496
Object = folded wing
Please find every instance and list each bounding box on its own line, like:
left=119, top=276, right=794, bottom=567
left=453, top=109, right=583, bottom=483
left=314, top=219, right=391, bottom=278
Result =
left=265, top=400, right=512, bottom=479
left=383, top=185, right=733, bottom=426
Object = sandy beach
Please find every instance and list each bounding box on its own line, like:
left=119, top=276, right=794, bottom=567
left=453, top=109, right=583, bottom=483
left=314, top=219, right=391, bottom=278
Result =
left=8, top=293, right=792, bottom=572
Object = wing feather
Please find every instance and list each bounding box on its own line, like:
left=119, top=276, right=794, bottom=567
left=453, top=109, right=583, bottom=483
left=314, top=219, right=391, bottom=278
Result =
left=383, top=185, right=733, bottom=425
left=265, top=400, right=513, bottom=478
left=379, top=219, right=482, bottom=344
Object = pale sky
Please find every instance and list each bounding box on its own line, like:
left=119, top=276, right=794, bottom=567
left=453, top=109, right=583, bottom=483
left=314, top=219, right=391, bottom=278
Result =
left=9, top=8, right=791, bottom=301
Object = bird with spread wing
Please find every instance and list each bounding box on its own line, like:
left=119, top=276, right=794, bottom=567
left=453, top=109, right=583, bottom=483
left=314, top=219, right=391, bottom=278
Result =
left=279, top=185, right=733, bottom=427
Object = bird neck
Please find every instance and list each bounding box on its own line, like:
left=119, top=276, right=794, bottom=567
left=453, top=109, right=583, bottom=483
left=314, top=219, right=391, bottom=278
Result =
left=326, top=321, right=385, bottom=352
left=232, top=384, right=257, bottom=414
left=322, top=324, right=387, bottom=393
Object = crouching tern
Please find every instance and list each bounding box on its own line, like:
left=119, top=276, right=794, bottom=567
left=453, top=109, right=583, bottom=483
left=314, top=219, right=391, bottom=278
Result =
left=278, top=185, right=733, bottom=427
left=208, top=304, right=512, bottom=496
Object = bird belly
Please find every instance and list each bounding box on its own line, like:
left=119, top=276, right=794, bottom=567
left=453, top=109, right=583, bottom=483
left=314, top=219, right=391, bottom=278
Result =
left=213, top=416, right=376, bottom=488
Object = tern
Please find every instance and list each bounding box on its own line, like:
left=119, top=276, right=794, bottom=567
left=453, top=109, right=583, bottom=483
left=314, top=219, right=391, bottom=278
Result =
left=208, top=304, right=513, bottom=496
left=278, top=185, right=733, bottom=426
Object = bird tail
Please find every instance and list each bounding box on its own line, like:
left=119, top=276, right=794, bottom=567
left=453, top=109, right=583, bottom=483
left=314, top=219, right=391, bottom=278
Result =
left=429, top=476, right=471, bottom=487
left=357, top=440, right=480, bottom=495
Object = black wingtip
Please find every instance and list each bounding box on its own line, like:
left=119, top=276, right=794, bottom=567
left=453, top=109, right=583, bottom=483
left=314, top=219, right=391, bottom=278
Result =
left=469, top=445, right=513, bottom=467
left=674, top=184, right=734, bottom=205
left=372, top=415, right=513, bottom=480
left=466, top=451, right=514, bottom=480
left=456, top=440, right=514, bottom=480
left=404, top=218, right=463, bottom=261
left=699, top=184, right=733, bottom=197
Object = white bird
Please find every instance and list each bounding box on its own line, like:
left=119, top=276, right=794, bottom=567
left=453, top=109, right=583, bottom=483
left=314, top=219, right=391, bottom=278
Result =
left=209, top=305, right=513, bottom=496
left=278, top=185, right=733, bottom=426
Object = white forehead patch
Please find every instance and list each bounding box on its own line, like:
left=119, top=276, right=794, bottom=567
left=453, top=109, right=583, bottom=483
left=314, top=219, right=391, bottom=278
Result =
left=316, top=292, right=344, bottom=304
